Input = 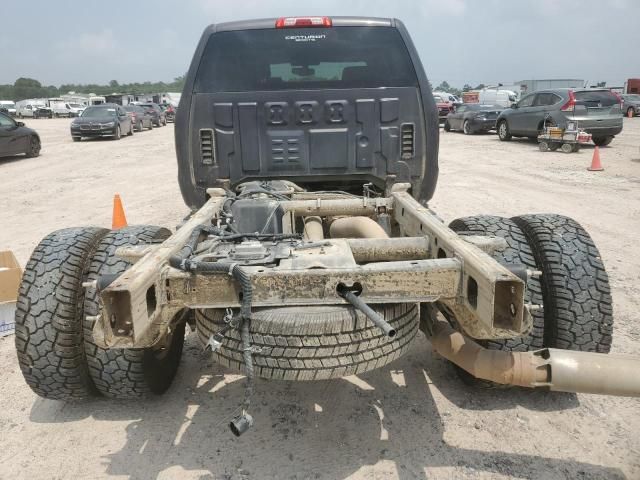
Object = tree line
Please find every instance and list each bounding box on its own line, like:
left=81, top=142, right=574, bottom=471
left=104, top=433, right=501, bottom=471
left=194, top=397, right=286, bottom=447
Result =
left=0, top=77, right=186, bottom=101
left=431, top=81, right=487, bottom=96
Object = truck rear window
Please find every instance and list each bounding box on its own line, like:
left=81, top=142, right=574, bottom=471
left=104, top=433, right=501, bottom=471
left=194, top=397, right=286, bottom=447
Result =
left=194, top=27, right=418, bottom=92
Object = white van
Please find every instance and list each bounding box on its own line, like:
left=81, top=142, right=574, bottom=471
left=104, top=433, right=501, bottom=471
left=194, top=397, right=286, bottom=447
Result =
left=48, top=98, right=72, bottom=117
left=432, top=91, right=461, bottom=107
left=478, top=88, right=519, bottom=108
left=0, top=100, right=16, bottom=116
left=16, top=99, right=47, bottom=118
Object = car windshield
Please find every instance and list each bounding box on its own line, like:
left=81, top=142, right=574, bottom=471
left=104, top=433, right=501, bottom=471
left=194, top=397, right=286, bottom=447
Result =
left=194, top=26, right=417, bottom=92
left=124, top=106, right=140, bottom=112
left=81, top=106, right=116, bottom=118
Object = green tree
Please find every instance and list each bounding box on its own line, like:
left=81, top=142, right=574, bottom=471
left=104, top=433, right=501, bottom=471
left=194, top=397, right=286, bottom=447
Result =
left=462, top=84, right=472, bottom=92
left=435, top=81, right=451, bottom=92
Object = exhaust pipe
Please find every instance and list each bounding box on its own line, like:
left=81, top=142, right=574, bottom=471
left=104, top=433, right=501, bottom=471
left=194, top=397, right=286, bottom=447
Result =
left=330, top=216, right=389, bottom=239
left=303, top=216, right=324, bottom=242
left=429, top=318, right=640, bottom=397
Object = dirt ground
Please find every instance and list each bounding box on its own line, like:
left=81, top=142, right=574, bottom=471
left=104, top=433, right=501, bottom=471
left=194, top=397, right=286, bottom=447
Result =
left=1, top=118, right=639, bottom=480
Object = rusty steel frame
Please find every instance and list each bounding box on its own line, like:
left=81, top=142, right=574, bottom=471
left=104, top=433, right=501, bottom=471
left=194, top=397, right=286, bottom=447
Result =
left=96, top=188, right=528, bottom=349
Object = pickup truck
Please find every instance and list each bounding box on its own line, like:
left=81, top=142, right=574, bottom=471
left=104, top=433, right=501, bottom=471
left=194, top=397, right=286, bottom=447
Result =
left=14, top=16, right=639, bottom=438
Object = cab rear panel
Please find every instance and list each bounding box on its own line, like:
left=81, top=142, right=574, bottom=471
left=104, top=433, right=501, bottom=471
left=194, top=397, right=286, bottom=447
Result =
left=176, top=17, right=439, bottom=209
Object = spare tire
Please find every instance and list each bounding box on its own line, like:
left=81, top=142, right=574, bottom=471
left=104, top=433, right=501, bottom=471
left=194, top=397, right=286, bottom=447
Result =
left=196, top=303, right=419, bottom=381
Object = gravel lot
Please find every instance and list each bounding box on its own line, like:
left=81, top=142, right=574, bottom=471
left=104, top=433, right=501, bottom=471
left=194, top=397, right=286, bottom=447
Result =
left=1, top=118, right=639, bottom=480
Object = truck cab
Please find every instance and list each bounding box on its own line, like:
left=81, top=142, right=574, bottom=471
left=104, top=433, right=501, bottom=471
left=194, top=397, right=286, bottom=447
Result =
left=176, top=16, right=439, bottom=209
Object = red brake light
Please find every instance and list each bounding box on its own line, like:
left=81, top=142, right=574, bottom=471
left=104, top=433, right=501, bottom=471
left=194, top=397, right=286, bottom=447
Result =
left=561, top=90, right=576, bottom=112
left=275, top=16, right=332, bottom=28
left=612, top=91, right=623, bottom=106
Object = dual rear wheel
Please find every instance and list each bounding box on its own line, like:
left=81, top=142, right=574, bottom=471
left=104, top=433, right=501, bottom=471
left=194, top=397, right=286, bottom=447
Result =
left=448, top=214, right=613, bottom=386
left=15, top=225, right=185, bottom=400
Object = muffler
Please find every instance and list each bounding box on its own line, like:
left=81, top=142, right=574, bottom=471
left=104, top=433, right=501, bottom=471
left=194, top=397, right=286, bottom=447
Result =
left=429, top=318, right=640, bottom=397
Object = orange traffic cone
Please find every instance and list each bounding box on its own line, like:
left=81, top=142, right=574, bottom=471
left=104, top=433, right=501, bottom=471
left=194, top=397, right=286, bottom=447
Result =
left=112, top=194, right=128, bottom=229
left=587, top=146, right=604, bottom=172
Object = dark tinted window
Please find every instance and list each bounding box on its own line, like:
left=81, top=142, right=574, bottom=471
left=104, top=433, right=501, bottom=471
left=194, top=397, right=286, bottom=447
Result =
left=519, top=94, right=535, bottom=107
left=534, top=93, right=562, bottom=106
left=574, top=90, right=618, bottom=107
left=194, top=27, right=418, bottom=92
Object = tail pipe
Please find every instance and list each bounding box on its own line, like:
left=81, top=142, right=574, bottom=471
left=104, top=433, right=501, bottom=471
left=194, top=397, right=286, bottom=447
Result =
left=430, top=318, right=640, bottom=397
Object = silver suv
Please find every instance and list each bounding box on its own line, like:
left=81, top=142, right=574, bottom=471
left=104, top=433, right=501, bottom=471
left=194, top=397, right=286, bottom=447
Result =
left=496, top=88, right=623, bottom=146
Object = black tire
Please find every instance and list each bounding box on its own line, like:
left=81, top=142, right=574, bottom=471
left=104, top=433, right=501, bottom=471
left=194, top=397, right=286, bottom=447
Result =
left=592, top=136, right=613, bottom=147
left=136, top=120, right=143, bottom=132
left=127, top=123, right=133, bottom=136
left=148, top=121, right=153, bottom=130
left=497, top=120, right=512, bottom=141
left=196, top=303, right=419, bottom=381
left=443, top=120, right=451, bottom=132
left=83, top=225, right=185, bottom=398
left=113, top=125, right=121, bottom=140
left=463, top=120, right=472, bottom=135
left=25, top=135, right=40, bottom=157
left=15, top=227, right=109, bottom=400
left=512, top=214, right=613, bottom=352
left=627, top=107, right=635, bottom=117
left=449, top=216, right=545, bottom=352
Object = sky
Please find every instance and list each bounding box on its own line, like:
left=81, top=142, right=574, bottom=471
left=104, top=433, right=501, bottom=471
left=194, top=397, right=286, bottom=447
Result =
left=1, top=0, right=639, bottom=90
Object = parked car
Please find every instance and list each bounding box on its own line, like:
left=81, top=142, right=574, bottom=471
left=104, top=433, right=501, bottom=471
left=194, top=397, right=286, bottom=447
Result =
left=444, top=104, right=504, bottom=134
left=33, top=106, right=53, bottom=119
left=496, top=88, right=623, bottom=146
left=433, top=94, right=451, bottom=122
left=0, top=101, right=16, bottom=116
left=70, top=104, right=133, bottom=141
left=124, top=105, right=154, bottom=131
left=621, top=94, right=640, bottom=117
left=0, top=112, right=41, bottom=158
left=140, top=103, right=166, bottom=127
left=433, top=91, right=460, bottom=109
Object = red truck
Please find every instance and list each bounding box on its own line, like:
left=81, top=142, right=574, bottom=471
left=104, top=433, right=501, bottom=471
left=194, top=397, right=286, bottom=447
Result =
left=626, top=78, right=640, bottom=94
